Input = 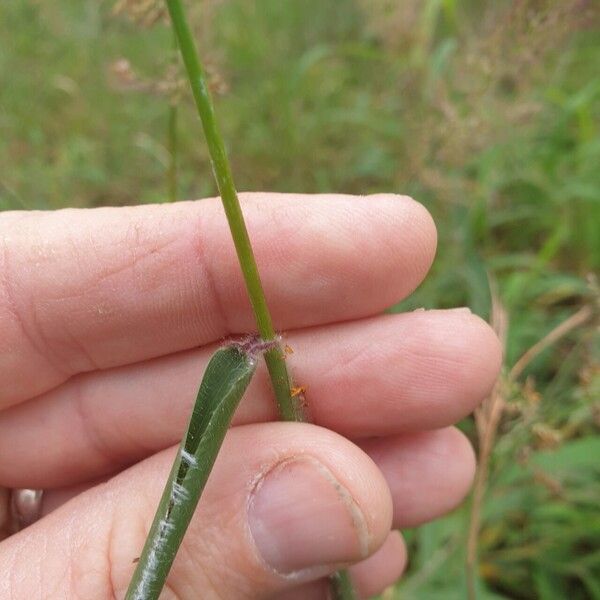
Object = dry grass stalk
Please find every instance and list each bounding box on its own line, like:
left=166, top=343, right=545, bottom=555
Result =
left=108, top=57, right=227, bottom=100
left=112, top=0, right=167, bottom=28
left=466, top=285, right=595, bottom=599
left=109, top=59, right=184, bottom=100
left=466, top=283, right=509, bottom=600
left=510, top=305, right=594, bottom=381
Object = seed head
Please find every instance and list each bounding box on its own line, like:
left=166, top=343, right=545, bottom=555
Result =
left=112, top=0, right=168, bottom=28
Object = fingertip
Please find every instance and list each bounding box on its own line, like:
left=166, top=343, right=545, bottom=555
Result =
left=411, top=309, right=503, bottom=422
left=364, top=193, right=438, bottom=298
left=351, top=530, right=407, bottom=598
left=271, top=531, right=408, bottom=600
left=385, top=193, right=438, bottom=266
left=244, top=423, right=394, bottom=575
left=263, top=193, right=438, bottom=323
left=365, top=427, right=476, bottom=528
left=457, top=311, right=503, bottom=405
left=437, top=426, right=477, bottom=507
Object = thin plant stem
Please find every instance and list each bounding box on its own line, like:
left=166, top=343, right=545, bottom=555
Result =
left=509, top=305, right=592, bottom=381
left=466, top=288, right=508, bottom=600
left=166, top=0, right=302, bottom=421
left=165, top=1, right=354, bottom=596
left=465, top=299, right=593, bottom=600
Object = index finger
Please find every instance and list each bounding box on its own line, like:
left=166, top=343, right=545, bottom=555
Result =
left=0, top=192, right=436, bottom=407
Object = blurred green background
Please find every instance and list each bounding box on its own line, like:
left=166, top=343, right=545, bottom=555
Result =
left=1, top=0, right=599, bottom=598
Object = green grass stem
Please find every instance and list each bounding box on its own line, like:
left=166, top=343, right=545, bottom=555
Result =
left=165, top=0, right=302, bottom=422
left=165, top=0, right=354, bottom=596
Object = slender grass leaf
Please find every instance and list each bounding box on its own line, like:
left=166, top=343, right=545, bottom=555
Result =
left=125, top=345, right=256, bottom=600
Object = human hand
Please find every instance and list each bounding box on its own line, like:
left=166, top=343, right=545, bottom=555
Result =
left=0, top=193, right=501, bottom=599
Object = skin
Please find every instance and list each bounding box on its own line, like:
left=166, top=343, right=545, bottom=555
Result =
left=0, top=193, right=501, bottom=599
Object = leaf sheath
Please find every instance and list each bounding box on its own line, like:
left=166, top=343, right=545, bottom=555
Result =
left=125, top=346, right=256, bottom=600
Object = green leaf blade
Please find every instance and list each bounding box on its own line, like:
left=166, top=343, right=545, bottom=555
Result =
left=125, top=345, right=256, bottom=600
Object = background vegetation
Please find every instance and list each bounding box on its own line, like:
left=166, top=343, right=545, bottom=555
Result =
left=1, top=0, right=598, bottom=598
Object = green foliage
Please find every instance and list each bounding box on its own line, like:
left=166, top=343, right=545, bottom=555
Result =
left=1, top=1, right=598, bottom=598
left=395, top=436, right=600, bottom=600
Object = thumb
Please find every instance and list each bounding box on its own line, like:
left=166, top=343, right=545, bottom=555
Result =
left=0, top=422, right=392, bottom=599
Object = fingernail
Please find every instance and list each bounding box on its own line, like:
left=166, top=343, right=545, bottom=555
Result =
left=249, top=457, right=369, bottom=574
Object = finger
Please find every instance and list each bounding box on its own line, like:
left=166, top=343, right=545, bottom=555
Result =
left=361, top=427, right=476, bottom=528
left=273, top=531, right=407, bottom=600
left=0, top=193, right=436, bottom=407
left=0, top=423, right=392, bottom=599
left=40, top=478, right=108, bottom=517
left=349, top=531, right=407, bottom=598
left=0, top=310, right=499, bottom=487
left=34, top=429, right=476, bottom=550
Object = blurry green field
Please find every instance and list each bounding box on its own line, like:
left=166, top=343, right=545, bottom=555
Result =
left=1, top=1, right=599, bottom=598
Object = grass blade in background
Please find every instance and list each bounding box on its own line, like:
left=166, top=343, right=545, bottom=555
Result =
left=125, top=345, right=257, bottom=600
